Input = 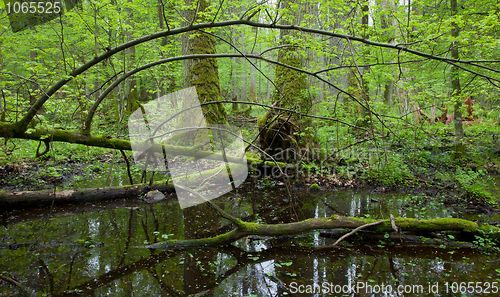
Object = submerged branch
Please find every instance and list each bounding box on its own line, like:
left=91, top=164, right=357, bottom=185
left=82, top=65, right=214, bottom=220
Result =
left=175, top=184, right=245, bottom=228
left=0, top=274, right=31, bottom=294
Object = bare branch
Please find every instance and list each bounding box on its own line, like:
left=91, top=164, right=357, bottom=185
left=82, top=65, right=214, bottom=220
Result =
left=333, top=220, right=385, bottom=246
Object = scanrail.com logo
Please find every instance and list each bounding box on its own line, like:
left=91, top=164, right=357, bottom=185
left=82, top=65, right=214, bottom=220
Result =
left=128, top=87, right=247, bottom=209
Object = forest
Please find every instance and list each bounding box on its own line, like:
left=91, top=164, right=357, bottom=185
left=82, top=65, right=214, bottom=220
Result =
left=0, top=0, right=500, bottom=295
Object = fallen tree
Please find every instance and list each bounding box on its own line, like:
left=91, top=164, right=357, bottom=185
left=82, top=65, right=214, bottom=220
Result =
left=0, top=122, right=261, bottom=164
left=141, top=214, right=500, bottom=249
left=0, top=183, right=175, bottom=209
left=0, top=155, right=296, bottom=209
left=139, top=187, right=500, bottom=248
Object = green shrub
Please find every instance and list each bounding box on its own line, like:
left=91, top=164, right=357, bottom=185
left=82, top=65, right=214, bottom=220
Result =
left=362, top=154, right=413, bottom=186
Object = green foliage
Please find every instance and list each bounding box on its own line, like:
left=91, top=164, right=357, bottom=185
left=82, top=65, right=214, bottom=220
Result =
left=454, top=168, right=496, bottom=205
left=473, top=228, right=500, bottom=254
left=362, top=154, right=413, bottom=186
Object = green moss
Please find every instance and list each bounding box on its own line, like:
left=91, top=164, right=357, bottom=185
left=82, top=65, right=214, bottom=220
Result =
left=245, top=152, right=260, bottom=160
left=263, top=160, right=287, bottom=168
left=478, top=224, right=500, bottom=235
left=257, top=111, right=270, bottom=129
left=188, top=26, right=227, bottom=125
left=242, top=222, right=261, bottom=232
left=309, top=183, right=320, bottom=191
left=393, top=217, right=478, bottom=232
left=420, top=236, right=432, bottom=243
left=246, top=157, right=261, bottom=165
left=344, top=217, right=481, bottom=234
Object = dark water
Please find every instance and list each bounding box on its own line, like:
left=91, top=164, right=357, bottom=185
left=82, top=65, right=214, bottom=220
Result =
left=1, top=188, right=500, bottom=296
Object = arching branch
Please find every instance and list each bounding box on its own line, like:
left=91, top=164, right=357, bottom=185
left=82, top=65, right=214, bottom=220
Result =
left=84, top=53, right=370, bottom=134
left=19, top=20, right=499, bottom=135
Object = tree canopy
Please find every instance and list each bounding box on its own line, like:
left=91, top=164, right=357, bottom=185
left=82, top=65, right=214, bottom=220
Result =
left=0, top=0, right=497, bottom=150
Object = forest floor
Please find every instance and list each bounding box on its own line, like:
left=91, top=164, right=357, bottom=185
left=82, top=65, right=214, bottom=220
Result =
left=1, top=143, right=499, bottom=215
left=1, top=119, right=500, bottom=213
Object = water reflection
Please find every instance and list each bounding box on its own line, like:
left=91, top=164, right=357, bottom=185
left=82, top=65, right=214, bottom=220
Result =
left=0, top=189, right=499, bottom=296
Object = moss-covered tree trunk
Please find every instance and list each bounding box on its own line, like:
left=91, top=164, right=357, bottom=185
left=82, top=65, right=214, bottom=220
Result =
left=258, top=0, right=316, bottom=160
left=181, top=0, right=226, bottom=125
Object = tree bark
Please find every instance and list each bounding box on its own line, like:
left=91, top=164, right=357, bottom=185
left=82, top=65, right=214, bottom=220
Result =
left=257, top=0, right=314, bottom=159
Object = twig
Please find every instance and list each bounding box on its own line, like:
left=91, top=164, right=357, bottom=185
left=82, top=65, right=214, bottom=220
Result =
left=211, top=0, right=224, bottom=23
left=36, top=139, right=50, bottom=158
left=190, top=0, right=200, bottom=26
left=333, top=220, right=385, bottom=246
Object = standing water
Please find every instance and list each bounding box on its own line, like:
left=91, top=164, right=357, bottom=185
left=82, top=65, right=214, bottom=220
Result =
left=1, top=188, right=499, bottom=296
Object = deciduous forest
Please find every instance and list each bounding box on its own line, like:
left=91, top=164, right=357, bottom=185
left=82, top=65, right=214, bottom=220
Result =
left=1, top=0, right=500, bottom=295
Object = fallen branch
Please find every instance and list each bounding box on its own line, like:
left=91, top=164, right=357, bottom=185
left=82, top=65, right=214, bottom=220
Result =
left=0, top=183, right=175, bottom=209
left=140, top=216, right=500, bottom=249
left=333, top=220, right=385, bottom=246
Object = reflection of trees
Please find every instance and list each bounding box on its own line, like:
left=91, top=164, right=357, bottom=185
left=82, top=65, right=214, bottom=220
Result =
left=0, top=193, right=489, bottom=296
left=20, top=244, right=478, bottom=296
left=59, top=250, right=183, bottom=296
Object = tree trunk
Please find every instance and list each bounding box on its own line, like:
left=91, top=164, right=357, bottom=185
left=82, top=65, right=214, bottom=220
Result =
left=258, top=0, right=313, bottom=158
left=274, top=0, right=307, bottom=111
left=182, top=0, right=227, bottom=125
left=450, top=0, right=465, bottom=157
